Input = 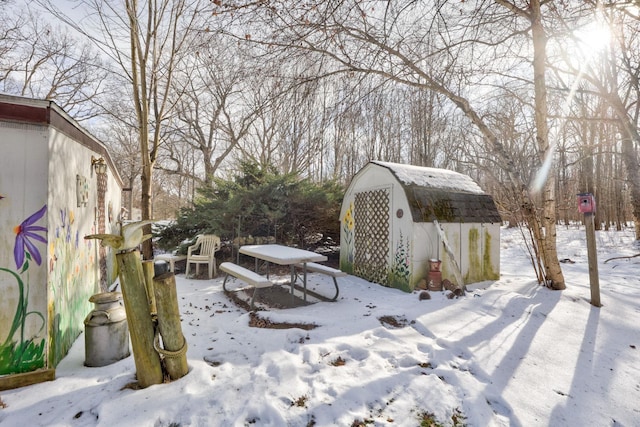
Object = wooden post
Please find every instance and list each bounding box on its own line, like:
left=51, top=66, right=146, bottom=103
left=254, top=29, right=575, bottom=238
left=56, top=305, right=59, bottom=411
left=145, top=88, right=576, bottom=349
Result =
left=584, top=213, right=601, bottom=307
left=153, top=272, right=189, bottom=380
left=142, top=260, right=157, bottom=317
left=434, top=220, right=465, bottom=289
left=117, top=251, right=164, bottom=387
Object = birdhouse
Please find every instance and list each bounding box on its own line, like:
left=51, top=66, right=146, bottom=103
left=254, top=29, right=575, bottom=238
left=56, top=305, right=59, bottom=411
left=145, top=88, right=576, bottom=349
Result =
left=577, top=193, right=596, bottom=214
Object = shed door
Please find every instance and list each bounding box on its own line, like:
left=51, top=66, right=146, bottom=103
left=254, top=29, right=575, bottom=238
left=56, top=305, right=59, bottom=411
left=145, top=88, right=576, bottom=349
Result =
left=353, top=187, right=390, bottom=285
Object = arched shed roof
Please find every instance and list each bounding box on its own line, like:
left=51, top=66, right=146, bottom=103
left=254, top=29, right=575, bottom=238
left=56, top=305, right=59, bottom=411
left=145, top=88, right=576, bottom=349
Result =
left=372, top=161, right=502, bottom=223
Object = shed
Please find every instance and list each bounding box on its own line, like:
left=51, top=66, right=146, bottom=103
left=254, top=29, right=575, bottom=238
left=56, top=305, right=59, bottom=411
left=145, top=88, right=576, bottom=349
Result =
left=339, top=161, right=501, bottom=292
left=0, top=94, right=123, bottom=389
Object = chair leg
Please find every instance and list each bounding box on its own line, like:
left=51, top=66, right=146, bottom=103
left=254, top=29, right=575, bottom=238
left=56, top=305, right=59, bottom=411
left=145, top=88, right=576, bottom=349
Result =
left=185, top=262, right=190, bottom=277
left=208, top=261, right=213, bottom=279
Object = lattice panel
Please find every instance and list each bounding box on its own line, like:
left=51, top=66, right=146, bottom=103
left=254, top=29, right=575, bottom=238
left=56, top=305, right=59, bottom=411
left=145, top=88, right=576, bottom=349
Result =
left=353, top=188, right=390, bottom=285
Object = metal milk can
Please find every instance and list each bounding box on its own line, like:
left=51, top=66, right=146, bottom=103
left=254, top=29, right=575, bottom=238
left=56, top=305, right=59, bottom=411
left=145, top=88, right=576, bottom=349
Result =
left=84, top=291, right=130, bottom=367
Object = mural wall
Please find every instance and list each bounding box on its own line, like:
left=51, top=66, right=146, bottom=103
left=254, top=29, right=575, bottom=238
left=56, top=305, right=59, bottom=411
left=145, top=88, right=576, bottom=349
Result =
left=46, top=127, right=122, bottom=367
left=0, top=98, right=122, bottom=377
left=0, top=122, right=49, bottom=375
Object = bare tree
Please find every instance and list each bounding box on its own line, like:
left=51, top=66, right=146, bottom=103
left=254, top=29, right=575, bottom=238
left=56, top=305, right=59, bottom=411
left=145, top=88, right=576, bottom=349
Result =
left=0, top=2, right=24, bottom=84
left=167, top=38, right=254, bottom=184
left=1, top=4, right=108, bottom=121
left=40, top=0, right=203, bottom=258
left=542, top=1, right=640, bottom=238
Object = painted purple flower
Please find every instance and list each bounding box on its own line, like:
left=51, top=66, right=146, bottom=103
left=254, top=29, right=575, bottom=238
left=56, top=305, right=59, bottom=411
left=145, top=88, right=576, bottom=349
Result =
left=14, top=205, right=47, bottom=269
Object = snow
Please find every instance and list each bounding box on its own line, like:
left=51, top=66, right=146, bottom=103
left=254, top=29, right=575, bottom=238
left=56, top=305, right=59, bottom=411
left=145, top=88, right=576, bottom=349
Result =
left=1, top=225, right=640, bottom=426
left=373, top=161, right=485, bottom=194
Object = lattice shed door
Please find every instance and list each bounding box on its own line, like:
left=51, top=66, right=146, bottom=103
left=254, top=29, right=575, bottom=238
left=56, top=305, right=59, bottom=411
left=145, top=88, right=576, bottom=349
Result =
left=353, top=188, right=390, bottom=285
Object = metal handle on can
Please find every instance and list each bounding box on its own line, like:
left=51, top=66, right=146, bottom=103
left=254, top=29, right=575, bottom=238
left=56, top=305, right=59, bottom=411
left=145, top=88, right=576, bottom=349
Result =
left=88, top=310, right=111, bottom=321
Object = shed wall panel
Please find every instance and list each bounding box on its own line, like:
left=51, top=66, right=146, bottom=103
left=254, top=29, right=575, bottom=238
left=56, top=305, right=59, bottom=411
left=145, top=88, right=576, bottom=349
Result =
left=0, top=102, right=123, bottom=378
left=0, top=122, right=50, bottom=375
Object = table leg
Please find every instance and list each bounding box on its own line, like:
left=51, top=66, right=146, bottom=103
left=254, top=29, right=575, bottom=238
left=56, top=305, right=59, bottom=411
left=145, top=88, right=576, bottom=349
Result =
left=303, top=263, right=308, bottom=301
left=254, top=258, right=270, bottom=278
left=289, top=264, right=309, bottom=302
left=289, top=265, right=295, bottom=298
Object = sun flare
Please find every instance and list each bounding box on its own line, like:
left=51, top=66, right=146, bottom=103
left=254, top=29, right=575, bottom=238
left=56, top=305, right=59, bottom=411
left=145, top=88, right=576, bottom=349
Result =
left=573, top=22, right=611, bottom=55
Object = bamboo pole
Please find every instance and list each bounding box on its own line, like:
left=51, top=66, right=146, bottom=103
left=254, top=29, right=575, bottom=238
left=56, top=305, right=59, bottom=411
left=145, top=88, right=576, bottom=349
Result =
left=117, top=251, right=164, bottom=387
left=153, top=272, right=188, bottom=380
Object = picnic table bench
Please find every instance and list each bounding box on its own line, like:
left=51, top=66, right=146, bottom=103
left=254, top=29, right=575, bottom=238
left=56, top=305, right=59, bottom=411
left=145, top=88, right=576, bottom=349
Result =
left=295, top=262, right=346, bottom=301
left=220, top=262, right=273, bottom=309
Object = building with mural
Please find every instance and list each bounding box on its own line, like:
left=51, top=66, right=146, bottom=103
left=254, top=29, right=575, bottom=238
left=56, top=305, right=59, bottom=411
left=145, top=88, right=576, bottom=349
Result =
left=340, top=161, right=501, bottom=292
left=0, top=94, right=123, bottom=389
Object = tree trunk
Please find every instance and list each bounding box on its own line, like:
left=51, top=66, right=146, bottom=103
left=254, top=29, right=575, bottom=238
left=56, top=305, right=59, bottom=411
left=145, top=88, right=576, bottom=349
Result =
left=621, top=137, right=640, bottom=239
left=141, top=161, right=154, bottom=260
left=530, top=0, right=565, bottom=289
left=117, top=250, right=164, bottom=388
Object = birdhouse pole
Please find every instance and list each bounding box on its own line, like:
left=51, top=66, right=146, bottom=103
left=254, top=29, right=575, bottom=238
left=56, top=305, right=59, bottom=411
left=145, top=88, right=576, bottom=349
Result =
left=577, top=193, right=601, bottom=307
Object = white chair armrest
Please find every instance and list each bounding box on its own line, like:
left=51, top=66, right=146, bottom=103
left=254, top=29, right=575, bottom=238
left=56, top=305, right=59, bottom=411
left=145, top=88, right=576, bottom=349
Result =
left=187, top=241, right=200, bottom=256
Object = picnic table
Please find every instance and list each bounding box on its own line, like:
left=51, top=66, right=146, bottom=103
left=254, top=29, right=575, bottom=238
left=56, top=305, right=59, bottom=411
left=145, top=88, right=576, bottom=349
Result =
left=155, top=253, right=187, bottom=272
left=239, top=244, right=327, bottom=302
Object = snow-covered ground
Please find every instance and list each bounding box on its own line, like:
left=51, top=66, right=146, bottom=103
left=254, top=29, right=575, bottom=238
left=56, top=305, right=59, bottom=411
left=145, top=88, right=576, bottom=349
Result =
left=1, top=225, right=639, bottom=426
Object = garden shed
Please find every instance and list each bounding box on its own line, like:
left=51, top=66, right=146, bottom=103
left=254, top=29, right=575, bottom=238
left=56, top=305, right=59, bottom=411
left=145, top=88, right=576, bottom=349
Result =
left=0, top=94, right=123, bottom=389
left=339, top=161, right=501, bottom=292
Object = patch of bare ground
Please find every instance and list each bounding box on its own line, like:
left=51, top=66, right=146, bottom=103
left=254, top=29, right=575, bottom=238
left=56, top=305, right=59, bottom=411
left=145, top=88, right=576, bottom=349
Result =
left=378, top=315, right=413, bottom=328
left=248, top=312, right=317, bottom=330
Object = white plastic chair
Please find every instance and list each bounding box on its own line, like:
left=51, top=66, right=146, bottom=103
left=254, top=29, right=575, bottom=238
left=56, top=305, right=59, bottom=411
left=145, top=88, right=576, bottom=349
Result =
left=185, top=235, right=221, bottom=279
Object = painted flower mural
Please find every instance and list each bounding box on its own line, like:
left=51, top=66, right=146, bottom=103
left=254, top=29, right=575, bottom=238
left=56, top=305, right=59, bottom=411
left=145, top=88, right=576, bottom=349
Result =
left=388, top=231, right=411, bottom=291
left=49, top=207, right=90, bottom=365
left=14, top=205, right=47, bottom=270
left=340, top=202, right=355, bottom=273
left=1, top=205, right=48, bottom=374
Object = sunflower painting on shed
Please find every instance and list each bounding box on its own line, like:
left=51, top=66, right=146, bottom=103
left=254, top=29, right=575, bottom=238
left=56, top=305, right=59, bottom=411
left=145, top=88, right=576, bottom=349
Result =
left=340, top=161, right=501, bottom=292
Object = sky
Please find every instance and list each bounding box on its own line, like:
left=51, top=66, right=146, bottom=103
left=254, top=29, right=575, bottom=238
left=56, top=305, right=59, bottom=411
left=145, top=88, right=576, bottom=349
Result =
left=0, top=225, right=639, bottom=426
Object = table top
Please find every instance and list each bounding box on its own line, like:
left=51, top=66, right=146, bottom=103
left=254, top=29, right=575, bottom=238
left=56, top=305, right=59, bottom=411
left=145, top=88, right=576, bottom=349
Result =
left=155, top=253, right=187, bottom=260
left=239, top=244, right=327, bottom=265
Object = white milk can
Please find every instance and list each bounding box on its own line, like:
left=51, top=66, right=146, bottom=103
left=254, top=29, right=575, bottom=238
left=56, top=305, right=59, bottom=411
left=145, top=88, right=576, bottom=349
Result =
left=84, top=292, right=130, bottom=367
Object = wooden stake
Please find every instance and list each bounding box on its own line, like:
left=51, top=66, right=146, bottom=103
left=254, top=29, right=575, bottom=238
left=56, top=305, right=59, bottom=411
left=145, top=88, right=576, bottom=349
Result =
left=153, top=272, right=189, bottom=380
left=117, top=251, right=164, bottom=387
